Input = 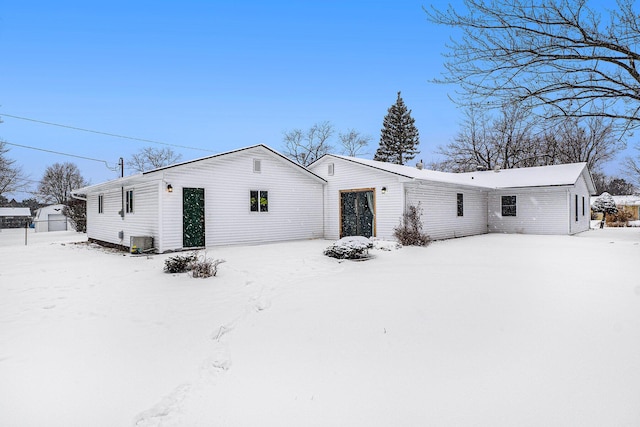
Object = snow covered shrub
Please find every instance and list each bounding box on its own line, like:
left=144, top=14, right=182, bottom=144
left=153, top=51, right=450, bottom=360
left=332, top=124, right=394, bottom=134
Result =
left=190, top=253, right=225, bottom=278
left=394, top=203, right=431, bottom=246
left=164, top=253, right=198, bottom=273
left=324, top=236, right=373, bottom=260
left=592, top=192, right=618, bottom=228
left=164, top=252, right=225, bottom=277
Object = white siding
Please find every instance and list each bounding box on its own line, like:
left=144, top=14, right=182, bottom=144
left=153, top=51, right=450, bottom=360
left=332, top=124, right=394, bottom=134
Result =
left=568, top=174, right=591, bottom=234
left=158, top=146, right=324, bottom=250
left=309, top=157, right=405, bottom=240
left=405, top=182, right=488, bottom=240
left=86, top=182, right=159, bottom=248
left=488, top=187, right=569, bottom=235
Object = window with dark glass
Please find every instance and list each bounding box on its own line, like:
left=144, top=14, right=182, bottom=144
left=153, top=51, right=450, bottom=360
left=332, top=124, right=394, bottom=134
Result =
left=457, top=193, right=463, bottom=216
left=575, top=194, right=579, bottom=221
left=582, top=196, right=585, bottom=216
left=501, top=195, right=516, bottom=217
left=125, top=190, right=134, bottom=213
left=250, top=190, right=268, bottom=212
left=98, top=194, right=104, bottom=214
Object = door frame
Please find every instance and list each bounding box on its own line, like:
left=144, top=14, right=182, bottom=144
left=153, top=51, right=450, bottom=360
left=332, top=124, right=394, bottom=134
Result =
left=339, top=187, right=376, bottom=238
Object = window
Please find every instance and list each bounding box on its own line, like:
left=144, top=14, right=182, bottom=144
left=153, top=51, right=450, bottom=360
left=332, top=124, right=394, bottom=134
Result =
left=328, top=163, right=335, bottom=176
left=253, top=159, right=261, bottom=173
left=250, top=190, right=268, bottom=212
left=98, top=194, right=104, bottom=214
left=501, top=195, right=516, bottom=217
left=582, top=196, right=585, bottom=216
left=575, top=194, right=579, bottom=222
left=125, top=190, right=134, bottom=213
left=457, top=193, right=464, bottom=216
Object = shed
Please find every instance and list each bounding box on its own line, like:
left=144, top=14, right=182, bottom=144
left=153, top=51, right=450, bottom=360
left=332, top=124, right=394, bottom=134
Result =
left=34, top=204, right=68, bottom=232
left=72, top=145, right=326, bottom=252
left=308, top=156, right=596, bottom=239
left=0, top=207, right=32, bottom=230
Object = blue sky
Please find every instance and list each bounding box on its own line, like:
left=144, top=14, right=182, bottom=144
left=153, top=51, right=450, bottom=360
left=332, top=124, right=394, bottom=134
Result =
left=0, top=1, right=631, bottom=200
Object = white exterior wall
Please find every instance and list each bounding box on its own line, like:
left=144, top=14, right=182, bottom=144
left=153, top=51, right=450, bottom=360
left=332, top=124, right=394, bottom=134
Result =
left=86, top=181, right=160, bottom=248
left=488, top=187, right=569, bottom=235
left=405, top=182, right=488, bottom=240
left=158, top=146, right=324, bottom=250
left=568, top=174, right=591, bottom=234
left=309, top=157, right=405, bottom=240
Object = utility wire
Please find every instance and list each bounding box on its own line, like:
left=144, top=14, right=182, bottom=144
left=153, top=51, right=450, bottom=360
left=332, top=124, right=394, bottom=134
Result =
left=1, top=113, right=215, bottom=153
left=3, top=140, right=119, bottom=171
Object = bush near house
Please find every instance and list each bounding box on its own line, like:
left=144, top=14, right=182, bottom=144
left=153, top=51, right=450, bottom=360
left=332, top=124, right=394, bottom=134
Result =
left=324, top=236, right=373, bottom=260
left=606, top=209, right=633, bottom=227
left=164, top=252, right=225, bottom=278
left=394, top=203, right=431, bottom=246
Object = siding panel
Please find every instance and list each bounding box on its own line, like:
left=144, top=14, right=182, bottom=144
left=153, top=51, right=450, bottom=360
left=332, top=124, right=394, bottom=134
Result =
left=406, top=182, right=488, bottom=240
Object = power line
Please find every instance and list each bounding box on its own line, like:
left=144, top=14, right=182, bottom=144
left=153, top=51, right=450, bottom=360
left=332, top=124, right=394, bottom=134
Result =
left=3, top=140, right=119, bottom=171
left=1, top=113, right=215, bottom=153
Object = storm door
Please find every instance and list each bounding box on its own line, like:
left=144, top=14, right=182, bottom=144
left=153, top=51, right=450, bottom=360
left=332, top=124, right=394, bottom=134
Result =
left=340, top=189, right=375, bottom=238
left=183, top=187, right=205, bottom=248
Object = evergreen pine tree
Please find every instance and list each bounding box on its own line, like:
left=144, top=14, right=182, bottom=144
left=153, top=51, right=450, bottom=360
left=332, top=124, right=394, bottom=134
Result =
left=374, top=91, right=420, bottom=165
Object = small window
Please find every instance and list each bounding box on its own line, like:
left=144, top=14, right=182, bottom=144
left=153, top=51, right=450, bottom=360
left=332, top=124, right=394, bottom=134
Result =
left=250, top=190, right=268, bottom=212
left=582, top=196, right=585, bottom=216
left=253, top=159, right=261, bottom=173
left=328, top=163, right=334, bottom=176
left=98, top=194, right=104, bottom=214
left=457, top=193, right=464, bottom=217
left=501, top=195, right=516, bottom=217
left=125, top=190, right=134, bottom=214
left=575, top=194, right=579, bottom=222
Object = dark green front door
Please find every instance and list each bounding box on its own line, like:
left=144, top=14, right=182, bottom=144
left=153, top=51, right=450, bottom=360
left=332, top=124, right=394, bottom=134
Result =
left=183, top=188, right=205, bottom=248
left=340, top=190, right=375, bottom=238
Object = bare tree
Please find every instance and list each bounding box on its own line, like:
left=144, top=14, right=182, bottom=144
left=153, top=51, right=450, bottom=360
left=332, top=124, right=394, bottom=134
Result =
left=435, top=103, right=623, bottom=172
left=436, top=103, right=540, bottom=171
left=37, top=162, right=88, bottom=204
left=622, top=145, right=640, bottom=188
left=282, top=121, right=334, bottom=166
left=427, top=0, right=640, bottom=133
left=554, top=116, right=624, bottom=171
left=338, top=129, right=371, bottom=157
left=128, top=147, right=182, bottom=173
left=0, top=140, right=28, bottom=197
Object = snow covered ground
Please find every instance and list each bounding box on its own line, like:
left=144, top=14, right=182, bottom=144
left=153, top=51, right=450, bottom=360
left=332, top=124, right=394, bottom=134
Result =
left=1, top=228, right=639, bottom=426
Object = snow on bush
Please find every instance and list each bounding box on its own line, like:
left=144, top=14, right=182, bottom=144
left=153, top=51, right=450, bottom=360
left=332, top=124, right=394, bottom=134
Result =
left=190, top=253, right=225, bottom=278
left=324, top=236, right=373, bottom=260
left=164, top=252, right=225, bottom=277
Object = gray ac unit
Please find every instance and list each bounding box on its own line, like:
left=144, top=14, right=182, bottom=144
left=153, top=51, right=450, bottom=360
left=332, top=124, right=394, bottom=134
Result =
left=130, top=236, right=154, bottom=254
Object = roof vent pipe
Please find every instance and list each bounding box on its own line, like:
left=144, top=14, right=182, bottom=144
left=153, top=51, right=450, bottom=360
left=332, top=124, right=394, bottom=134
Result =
left=416, top=160, right=423, bottom=170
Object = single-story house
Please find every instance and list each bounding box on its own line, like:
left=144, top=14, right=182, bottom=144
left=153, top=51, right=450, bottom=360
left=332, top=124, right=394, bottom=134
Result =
left=0, top=207, right=32, bottom=229
left=308, top=155, right=596, bottom=240
left=72, top=145, right=326, bottom=252
left=34, top=204, right=69, bottom=232
left=72, top=145, right=596, bottom=252
left=610, top=195, right=639, bottom=221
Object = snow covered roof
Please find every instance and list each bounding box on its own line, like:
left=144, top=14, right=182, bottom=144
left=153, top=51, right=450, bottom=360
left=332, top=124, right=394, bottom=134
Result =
left=0, top=207, right=31, bottom=217
left=324, top=155, right=594, bottom=192
left=612, top=195, right=640, bottom=206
